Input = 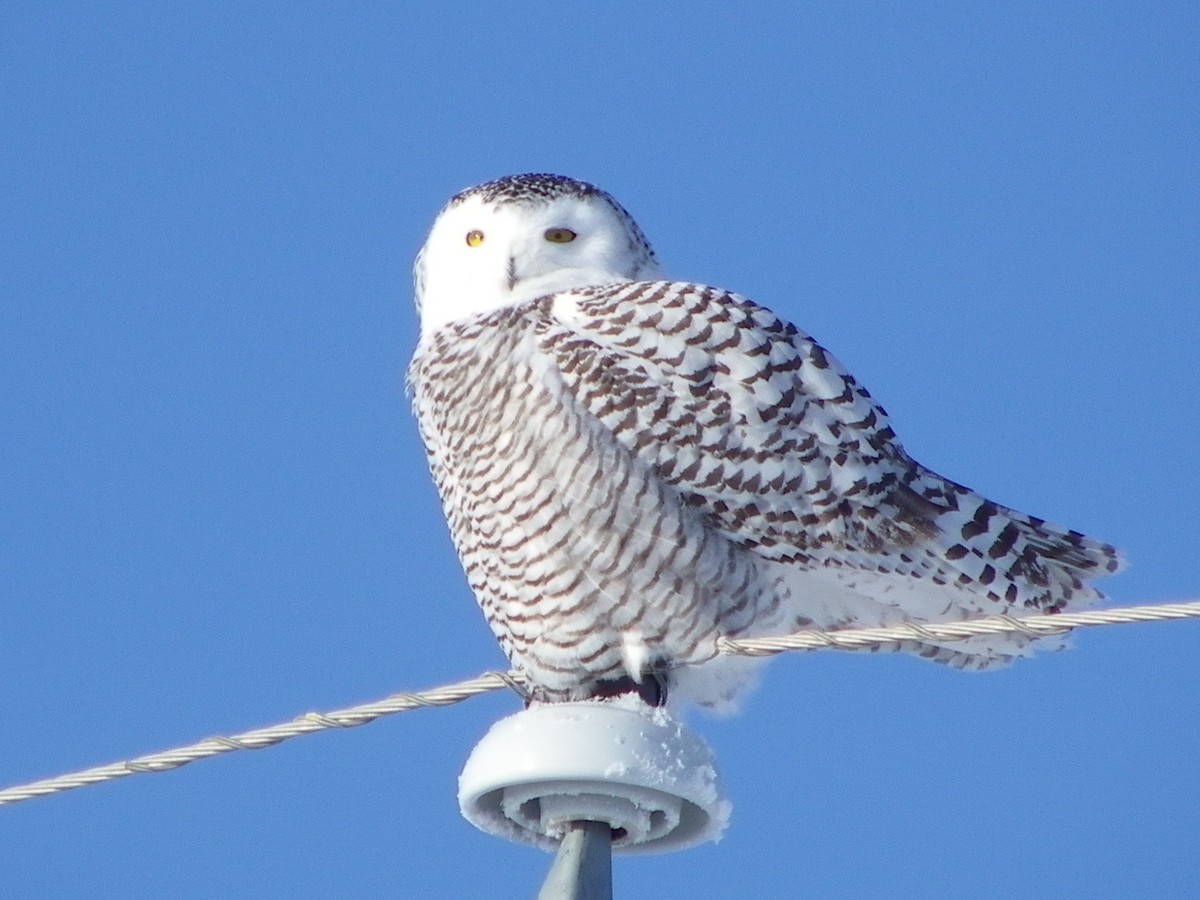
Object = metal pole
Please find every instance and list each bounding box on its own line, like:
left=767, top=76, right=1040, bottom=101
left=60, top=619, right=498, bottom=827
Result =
left=536, top=820, right=613, bottom=900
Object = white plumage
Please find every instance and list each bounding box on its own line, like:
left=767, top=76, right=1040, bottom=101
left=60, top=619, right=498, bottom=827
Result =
left=408, top=173, right=1123, bottom=708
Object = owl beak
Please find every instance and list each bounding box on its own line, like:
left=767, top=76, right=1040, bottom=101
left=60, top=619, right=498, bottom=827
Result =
left=506, top=256, right=519, bottom=291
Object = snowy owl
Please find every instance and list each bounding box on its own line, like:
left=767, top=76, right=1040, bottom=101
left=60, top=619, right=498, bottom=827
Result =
left=408, top=173, right=1122, bottom=708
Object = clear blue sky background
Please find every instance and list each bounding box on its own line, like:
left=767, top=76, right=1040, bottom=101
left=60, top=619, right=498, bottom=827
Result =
left=2, top=4, right=1197, bottom=898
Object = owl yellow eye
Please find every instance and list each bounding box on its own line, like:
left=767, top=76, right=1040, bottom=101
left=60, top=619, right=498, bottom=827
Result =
left=465, top=230, right=485, bottom=247
left=543, top=227, right=577, bottom=244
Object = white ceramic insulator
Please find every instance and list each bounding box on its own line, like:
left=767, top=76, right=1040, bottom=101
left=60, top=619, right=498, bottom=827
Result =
left=457, top=699, right=730, bottom=855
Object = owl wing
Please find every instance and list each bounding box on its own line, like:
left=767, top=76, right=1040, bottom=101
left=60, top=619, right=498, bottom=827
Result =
left=535, top=280, right=1121, bottom=616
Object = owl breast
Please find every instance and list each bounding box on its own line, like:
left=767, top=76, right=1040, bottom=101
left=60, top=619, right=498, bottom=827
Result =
left=408, top=299, right=777, bottom=703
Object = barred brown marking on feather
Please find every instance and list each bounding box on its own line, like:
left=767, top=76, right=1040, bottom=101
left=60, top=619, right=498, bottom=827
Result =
left=961, top=501, right=998, bottom=540
left=989, top=522, right=1022, bottom=559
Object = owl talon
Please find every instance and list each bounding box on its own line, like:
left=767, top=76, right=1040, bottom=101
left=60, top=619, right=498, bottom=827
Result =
left=589, top=674, right=668, bottom=707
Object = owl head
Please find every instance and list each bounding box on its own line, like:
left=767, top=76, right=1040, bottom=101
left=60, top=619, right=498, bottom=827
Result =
left=414, top=174, right=663, bottom=334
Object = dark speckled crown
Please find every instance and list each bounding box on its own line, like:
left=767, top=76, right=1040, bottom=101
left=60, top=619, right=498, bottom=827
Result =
left=450, top=173, right=604, bottom=207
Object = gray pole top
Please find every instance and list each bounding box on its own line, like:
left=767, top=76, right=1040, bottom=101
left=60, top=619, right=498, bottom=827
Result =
left=537, top=821, right=613, bottom=900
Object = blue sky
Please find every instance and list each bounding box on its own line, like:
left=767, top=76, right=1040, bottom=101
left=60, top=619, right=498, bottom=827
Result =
left=2, top=3, right=1197, bottom=897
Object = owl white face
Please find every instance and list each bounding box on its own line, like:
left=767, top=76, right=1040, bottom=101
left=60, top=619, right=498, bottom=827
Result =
left=414, top=177, right=663, bottom=335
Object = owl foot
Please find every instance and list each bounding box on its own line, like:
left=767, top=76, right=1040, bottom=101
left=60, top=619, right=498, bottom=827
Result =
left=590, top=673, right=668, bottom=707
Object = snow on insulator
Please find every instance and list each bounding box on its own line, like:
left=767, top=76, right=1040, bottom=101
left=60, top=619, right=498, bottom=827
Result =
left=458, top=698, right=730, bottom=854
